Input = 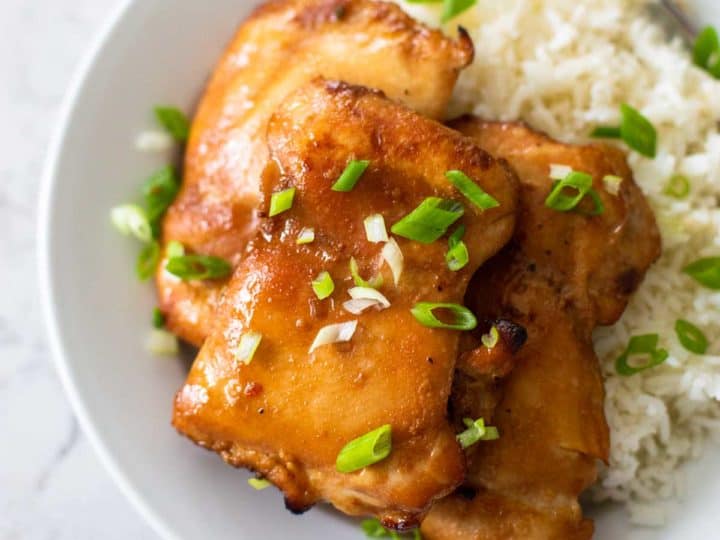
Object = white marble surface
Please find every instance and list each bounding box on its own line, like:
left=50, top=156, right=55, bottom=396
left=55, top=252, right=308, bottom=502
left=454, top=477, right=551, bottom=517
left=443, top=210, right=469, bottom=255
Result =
left=1, top=1, right=155, bottom=538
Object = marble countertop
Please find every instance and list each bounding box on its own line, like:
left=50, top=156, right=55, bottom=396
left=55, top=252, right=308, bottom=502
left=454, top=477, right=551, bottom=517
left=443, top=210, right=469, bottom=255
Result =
left=1, top=1, right=155, bottom=538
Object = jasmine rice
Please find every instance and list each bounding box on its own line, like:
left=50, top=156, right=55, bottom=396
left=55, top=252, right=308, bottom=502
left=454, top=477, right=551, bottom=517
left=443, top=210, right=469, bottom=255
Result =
left=398, top=0, right=720, bottom=526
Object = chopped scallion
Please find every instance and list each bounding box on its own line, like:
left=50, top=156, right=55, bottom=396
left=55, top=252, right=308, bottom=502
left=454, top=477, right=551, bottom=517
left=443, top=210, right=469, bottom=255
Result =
left=152, top=308, right=165, bottom=329
left=664, top=174, right=690, bottom=199
left=364, top=214, right=389, bottom=243
left=693, top=26, right=720, bottom=78
left=360, top=519, right=420, bottom=539
left=312, top=271, right=335, bottom=300
left=603, top=175, right=623, bottom=196
left=675, top=319, right=709, bottom=355
left=441, top=0, right=476, bottom=22
left=235, top=331, right=263, bottom=365
left=591, top=104, right=657, bottom=158
left=268, top=187, right=296, bottom=217
left=136, top=241, right=161, bottom=281
left=247, top=478, right=271, bottom=490
left=166, top=240, right=185, bottom=258
left=445, top=170, right=499, bottom=211
left=683, top=257, right=720, bottom=289
left=154, top=106, right=190, bottom=142
left=146, top=328, right=179, bottom=356
left=350, top=257, right=383, bottom=289
left=381, top=239, right=404, bottom=286
left=481, top=326, right=499, bottom=348
left=446, top=225, right=469, bottom=271
left=143, top=166, right=180, bottom=222
left=456, top=417, right=499, bottom=449
left=336, top=424, right=392, bottom=473
left=296, top=227, right=315, bottom=245
left=309, top=320, right=357, bottom=353
left=615, top=334, right=669, bottom=376
left=544, top=171, right=601, bottom=214
left=391, top=197, right=464, bottom=243
left=111, top=204, right=153, bottom=243
left=332, top=160, right=370, bottom=192
left=166, top=254, right=232, bottom=280
left=410, top=302, right=477, bottom=331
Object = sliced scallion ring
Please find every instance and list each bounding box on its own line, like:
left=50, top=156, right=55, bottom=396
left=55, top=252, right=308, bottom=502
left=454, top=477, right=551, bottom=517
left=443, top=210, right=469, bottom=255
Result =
left=591, top=104, right=658, bottom=158
left=440, top=0, right=476, bottom=22
left=603, top=175, right=623, bottom=196
left=312, top=271, right=335, bottom=300
left=296, top=227, right=315, bottom=245
left=309, top=320, right=357, bottom=353
left=544, top=171, right=593, bottom=212
left=615, top=334, right=669, bottom=376
left=693, top=26, right=720, bottom=78
left=446, top=239, right=469, bottom=271
left=336, top=424, right=392, bottom=473
left=152, top=308, right=165, bottom=329
left=381, top=239, right=404, bottom=286
left=137, top=241, right=161, bottom=281
left=146, top=328, right=179, bottom=356
left=445, top=170, right=499, bottom=211
left=142, top=166, right=180, bottom=221
left=332, top=160, right=370, bottom=192
left=247, top=478, right=271, bottom=490
left=550, top=164, right=573, bottom=180
left=166, top=240, right=185, bottom=258
left=683, top=257, right=720, bottom=289
left=234, top=331, right=263, bottom=365
left=481, top=326, right=499, bottom=349
left=154, top=106, right=190, bottom=142
left=664, top=174, right=690, bottom=199
left=166, top=254, right=232, bottom=280
left=268, top=187, right=296, bottom=217
left=349, top=257, right=383, bottom=289
left=391, top=197, right=464, bottom=244
left=410, top=302, right=477, bottom=331
left=111, top=204, right=153, bottom=243
left=590, top=126, right=622, bottom=139
left=456, top=417, right=499, bottom=449
left=675, top=319, right=709, bottom=355
left=363, top=214, right=388, bottom=243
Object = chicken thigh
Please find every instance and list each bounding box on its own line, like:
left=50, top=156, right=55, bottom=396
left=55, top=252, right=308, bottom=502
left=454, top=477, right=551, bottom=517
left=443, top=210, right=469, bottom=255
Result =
left=172, top=81, right=518, bottom=529
left=157, top=0, right=474, bottom=346
left=421, top=119, right=661, bottom=539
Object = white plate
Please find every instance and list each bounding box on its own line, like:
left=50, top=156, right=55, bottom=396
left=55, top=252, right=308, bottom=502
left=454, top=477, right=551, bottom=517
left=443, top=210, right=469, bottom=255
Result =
left=38, top=1, right=720, bottom=539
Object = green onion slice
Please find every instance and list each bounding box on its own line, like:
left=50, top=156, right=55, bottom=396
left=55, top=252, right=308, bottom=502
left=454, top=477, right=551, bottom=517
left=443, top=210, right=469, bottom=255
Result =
left=664, top=174, right=690, bottom=199
left=296, top=227, right=315, bottom=245
left=381, top=239, right=404, bottom=286
left=693, top=26, right=720, bottom=78
left=603, top=175, right=623, bottom=196
left=364, top=214, right=388, bottom=243
left=620, top=104, right=657, bottom=158
left=312, top=271, right=335, bottom=300
left=166, top=240, right=185, bottom=258
left=441, top=0, right=476, bottom=22
left=152, top=308, right=165, bottom=329
left=166, top=254, right=232, bottom=280
left=360, top=519, right=419, bottom=539
left=391, top=197, right=464, bottom=244
left=445, top=170, right=499, bottom=211
left=411, top=302, right=477, bottom=331
left=457, top=417, right=499, bottom=449
left=336, top=424, right=392, bottom=473
left=590, top=126, right=622, bottom=139
left=146, top=328, right=179, bottom=356
left=615, top=334, right=669, bottom=376
left=268, top=187, right=296, bottom=217
left=481, top=326, right=499, bottom=348
left=544, top=171, right=593, bottom=212
left=591, top=105, right=658, bottom=158
left=154, top=106, right=190, bottom=142
left=111, top=204, right=153, bottom=243
left=683, top=257, right=720, bottom=289
left=349, top=257, right=383, bottom=289
left=137, top=241, right=161, bottom=281
left=247, top=478, right=271, bottom=490
left=235, top=331, right=263, bottom=365
left=332, top=160, right=370, bottom=192
left=143, top=166, right=180, bottom=222
left=675, top=319, right=709, bottom=355
left=446, top=225, right=469, bottom=272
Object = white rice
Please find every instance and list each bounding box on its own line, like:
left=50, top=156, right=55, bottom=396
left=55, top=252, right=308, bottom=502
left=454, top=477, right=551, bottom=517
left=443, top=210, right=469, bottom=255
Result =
left=398, top=0, right=720, bottom=526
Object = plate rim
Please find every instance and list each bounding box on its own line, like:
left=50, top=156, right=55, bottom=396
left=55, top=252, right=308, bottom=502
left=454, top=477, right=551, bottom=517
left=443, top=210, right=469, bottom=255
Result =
left=36, top=1, right=179, bottom=538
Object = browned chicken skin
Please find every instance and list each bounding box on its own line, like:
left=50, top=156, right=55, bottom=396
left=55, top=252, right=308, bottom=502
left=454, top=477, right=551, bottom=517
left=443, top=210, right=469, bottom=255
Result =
left=172, top=82, right=518, bottom=528
left=157, top=0, right=473, bottom=346
left=421, top=119, right=661, bottom=539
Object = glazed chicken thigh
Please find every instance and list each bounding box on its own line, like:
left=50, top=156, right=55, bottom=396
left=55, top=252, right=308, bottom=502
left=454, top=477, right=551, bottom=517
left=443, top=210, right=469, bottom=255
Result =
left=421, top=120, right=661, bottom=539
left=157, top=0, right=473, bottom=346
left=172, top=81, right=518, bottom=528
